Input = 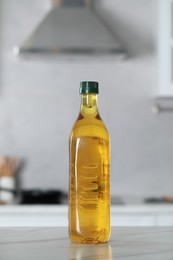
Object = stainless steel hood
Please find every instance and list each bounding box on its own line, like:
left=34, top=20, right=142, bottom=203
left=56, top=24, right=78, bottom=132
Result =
left=14, top=0, right=124, bottom=57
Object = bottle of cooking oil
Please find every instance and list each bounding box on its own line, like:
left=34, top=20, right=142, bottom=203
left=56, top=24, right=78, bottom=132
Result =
left=69, top=81, right=110, bottom=244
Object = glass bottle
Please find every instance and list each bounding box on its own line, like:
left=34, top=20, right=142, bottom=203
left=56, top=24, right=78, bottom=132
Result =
left=69, top=81, right=110, bottom=244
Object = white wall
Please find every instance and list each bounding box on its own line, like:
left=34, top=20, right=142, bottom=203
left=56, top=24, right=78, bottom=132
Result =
left=0, top=0, right=173, bottom=197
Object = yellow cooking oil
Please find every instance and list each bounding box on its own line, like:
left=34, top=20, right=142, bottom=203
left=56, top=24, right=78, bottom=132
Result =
left=69, top=82, right=110, bottom=244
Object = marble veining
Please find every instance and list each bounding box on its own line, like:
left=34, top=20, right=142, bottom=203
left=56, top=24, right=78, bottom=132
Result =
left=0, top=227, right=173, bottom=259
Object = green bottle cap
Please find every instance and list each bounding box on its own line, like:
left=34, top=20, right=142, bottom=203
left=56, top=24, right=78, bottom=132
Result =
left=80, top=81, right=99, bottom=94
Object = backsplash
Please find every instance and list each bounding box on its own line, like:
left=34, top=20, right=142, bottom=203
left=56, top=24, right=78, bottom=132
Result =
left=0, top=0, right=173, bottom=197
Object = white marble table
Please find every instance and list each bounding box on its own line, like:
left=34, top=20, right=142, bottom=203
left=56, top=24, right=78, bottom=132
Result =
left=0, top=227, right=173, bottom=259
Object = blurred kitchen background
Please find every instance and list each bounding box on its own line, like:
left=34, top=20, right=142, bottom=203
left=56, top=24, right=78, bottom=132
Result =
left=0, top=0, right=173, bottom=206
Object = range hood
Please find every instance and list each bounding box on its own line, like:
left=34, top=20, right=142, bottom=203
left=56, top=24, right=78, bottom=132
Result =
left=14, top=0, right=124, bottom=57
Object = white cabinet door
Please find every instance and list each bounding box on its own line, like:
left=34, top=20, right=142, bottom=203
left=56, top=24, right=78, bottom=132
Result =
left=111, top=215, right=155, bottom=226
left=157, top=215, right=173, bottom=226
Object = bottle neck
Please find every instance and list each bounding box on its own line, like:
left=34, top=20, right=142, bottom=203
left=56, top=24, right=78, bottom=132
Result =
left=80, top=94, right=99, bottom=116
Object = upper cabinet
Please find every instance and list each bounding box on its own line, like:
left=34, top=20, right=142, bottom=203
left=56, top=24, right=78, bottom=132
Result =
left=158, top=0, right=173, bottom=96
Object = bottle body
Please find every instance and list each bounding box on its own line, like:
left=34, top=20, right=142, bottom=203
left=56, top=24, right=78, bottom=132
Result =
left=69, top=89, right=110, bottom=244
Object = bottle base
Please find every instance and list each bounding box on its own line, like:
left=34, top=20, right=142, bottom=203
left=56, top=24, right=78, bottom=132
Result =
left=70, top=238, right=109, bottom=244
left=69, top=230, right=110, bottom=244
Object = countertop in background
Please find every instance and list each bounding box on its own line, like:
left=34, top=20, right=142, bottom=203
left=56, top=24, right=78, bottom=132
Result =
left=0, top=205, right=173, bottom=227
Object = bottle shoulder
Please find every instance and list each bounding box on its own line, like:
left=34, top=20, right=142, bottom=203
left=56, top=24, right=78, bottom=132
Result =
left=70, top=113, right=110, bottom=141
